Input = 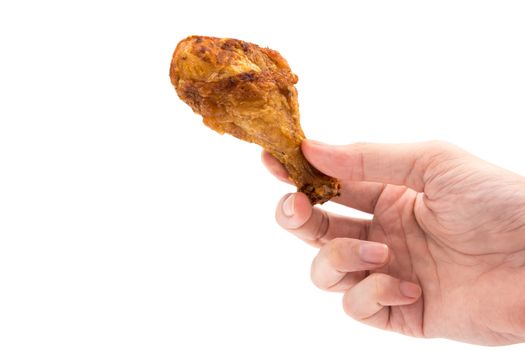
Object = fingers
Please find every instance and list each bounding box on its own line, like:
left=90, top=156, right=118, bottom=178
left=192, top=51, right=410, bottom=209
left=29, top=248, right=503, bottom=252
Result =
left=263, top=150, right=385, bottom=213
left=335, top=181, right=386, bottom=214
left=311, top=238, right=389, bottom=292
left=302, top=140, right=463, bottom=192
left=275, top=192, right=370, bottom=247
left=342, top=273, right=421, bottom=326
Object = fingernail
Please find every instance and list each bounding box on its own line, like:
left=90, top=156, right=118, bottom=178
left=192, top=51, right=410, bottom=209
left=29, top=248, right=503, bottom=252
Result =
left=399, top=281, right=421, bottom=298
left=359, top=243, right=388, bottom=264
left=282, top=194, right=295, bottom=217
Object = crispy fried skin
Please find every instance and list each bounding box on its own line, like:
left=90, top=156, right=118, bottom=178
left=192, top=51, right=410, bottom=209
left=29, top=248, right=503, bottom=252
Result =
left=170, top=36, right=340, bottom=204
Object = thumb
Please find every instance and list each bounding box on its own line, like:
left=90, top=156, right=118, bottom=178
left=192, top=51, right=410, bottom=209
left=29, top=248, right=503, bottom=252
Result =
left=302, top=140, right=463, bottom=192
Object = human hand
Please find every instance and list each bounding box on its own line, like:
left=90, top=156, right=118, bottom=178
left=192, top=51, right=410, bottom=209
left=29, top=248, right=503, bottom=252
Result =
left=262, top=140, right=525, bottom=345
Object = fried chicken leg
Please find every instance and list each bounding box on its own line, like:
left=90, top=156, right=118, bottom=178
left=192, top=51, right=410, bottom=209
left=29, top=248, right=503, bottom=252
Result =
left=170, top=36, right=340, bottom=204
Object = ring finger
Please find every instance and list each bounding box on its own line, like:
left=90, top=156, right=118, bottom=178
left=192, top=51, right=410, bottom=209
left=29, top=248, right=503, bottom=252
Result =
left=311, top=237, right=389, bottom=291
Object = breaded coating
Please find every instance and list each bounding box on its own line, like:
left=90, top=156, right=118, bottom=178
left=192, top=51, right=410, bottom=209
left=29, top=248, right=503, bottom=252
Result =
left=170, top=35, right=340, bottom=204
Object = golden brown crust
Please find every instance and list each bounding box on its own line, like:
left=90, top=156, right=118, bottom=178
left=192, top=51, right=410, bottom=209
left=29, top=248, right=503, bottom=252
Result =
left=170, top=35, right=340, bottom=204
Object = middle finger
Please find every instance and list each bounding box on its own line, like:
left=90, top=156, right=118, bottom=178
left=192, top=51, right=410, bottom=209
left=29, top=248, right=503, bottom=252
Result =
left=275, top=192, right=370, bottom=248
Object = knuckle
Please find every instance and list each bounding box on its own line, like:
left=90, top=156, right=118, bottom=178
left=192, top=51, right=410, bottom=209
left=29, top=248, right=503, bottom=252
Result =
left=310, top=256, right=324, bottom=289
left=342, top=302, right=354, bottom=318
left=274, top=194, right=293, bottom=226
left=342, top=290, right=359, bottom=318
left=420, top=140, right=467, bottom=184
left=312, top=210, right=330, bottom=244
left=371, top=273, right=389, bottom=299
left=311, top=276, right=329, bottom=291
left=346, top=142, right=367, bottom=160
left=310, top=255, right=331, bottom=290
left=325, top=238, right=349, bottom=269
left=346, top=143, right=370, bottom=181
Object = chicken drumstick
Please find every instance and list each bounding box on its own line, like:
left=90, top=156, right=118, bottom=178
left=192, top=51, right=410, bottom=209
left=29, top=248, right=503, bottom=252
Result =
left=170, top=36, right=340, bottom=204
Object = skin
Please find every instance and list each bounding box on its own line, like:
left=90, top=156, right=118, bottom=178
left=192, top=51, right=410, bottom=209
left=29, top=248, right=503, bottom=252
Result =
left=262, top=140, right=525, bottom=345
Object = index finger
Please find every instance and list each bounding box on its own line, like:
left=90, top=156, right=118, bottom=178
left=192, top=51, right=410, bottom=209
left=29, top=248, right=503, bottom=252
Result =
left=303, top=140, right=464, bottom=193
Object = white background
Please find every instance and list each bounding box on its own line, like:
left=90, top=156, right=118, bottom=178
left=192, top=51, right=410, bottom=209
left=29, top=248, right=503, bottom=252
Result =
left=1, top=0, right=525, bottom=349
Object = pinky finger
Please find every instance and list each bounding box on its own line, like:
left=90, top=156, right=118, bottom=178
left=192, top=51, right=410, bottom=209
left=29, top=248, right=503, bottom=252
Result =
left=342, top=273, right=421, bottom=329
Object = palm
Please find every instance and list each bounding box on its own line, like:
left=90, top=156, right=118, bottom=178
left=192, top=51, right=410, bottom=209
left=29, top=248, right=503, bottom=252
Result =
left=367, top=166, right=525, bottom=344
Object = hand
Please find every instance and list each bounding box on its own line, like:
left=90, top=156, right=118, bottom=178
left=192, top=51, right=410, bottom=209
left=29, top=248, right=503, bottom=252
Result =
left=262, top=140, right=525, bottom=345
